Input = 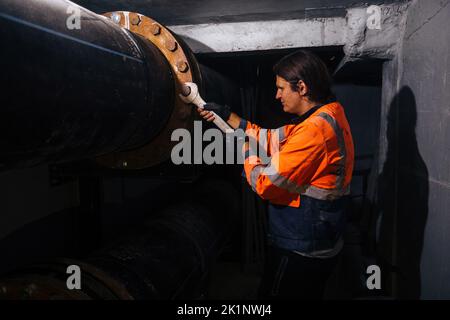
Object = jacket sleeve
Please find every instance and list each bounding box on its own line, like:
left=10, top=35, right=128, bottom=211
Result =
left=239, top=119, right=285, bottom=158
left=243, top=121, right=326, bottom=201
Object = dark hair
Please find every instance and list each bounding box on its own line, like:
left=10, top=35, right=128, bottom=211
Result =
left=273, top=50, right=334, bottom=103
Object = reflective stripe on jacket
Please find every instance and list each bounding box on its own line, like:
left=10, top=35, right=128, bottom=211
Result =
left=242, top=102, right=354, bottom=207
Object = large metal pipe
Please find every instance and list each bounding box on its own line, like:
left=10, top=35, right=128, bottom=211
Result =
left=0, top=179, right=239, bottom=300
left=0, top=0, right=174, bottom=168
left=0, top=0, right=240, bottom=170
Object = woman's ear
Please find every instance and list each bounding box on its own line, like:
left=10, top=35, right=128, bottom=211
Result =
left=297, top=80, right=308, bottom=96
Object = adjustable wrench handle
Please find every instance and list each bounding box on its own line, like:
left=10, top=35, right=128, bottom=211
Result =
left=180, top=82, right=234, bottom=133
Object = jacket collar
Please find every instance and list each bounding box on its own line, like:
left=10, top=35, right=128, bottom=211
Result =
left=290, top=104, right=323, bottom=125
left=290, top=99, right=337, bottom=125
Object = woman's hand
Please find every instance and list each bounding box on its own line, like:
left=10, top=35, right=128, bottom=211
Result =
left=197, top=107, right=216, bottom=122
left=201, top=103, right=231, bottom=121
left=196, top=103, right=242, bottom=130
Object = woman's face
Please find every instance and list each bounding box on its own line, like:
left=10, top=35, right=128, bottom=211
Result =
left=275, top=76, right=303, bottom=115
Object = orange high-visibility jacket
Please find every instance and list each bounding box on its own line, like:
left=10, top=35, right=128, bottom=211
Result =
left=242, top=101, right=354, bottom=207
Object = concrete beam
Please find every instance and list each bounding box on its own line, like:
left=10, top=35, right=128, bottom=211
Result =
left=169, top=18, right=346, bottom=53
left=343, top=3, right=411, bottom=61
left=168, top=2, right=410, bottom=69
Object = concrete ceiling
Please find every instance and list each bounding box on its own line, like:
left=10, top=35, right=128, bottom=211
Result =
left=70, top=0, right=407, bottom=85
left=73, top=0, right=399, bottom=25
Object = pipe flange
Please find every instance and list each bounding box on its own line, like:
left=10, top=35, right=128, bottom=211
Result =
left=96, top=11, right=196, bottom=169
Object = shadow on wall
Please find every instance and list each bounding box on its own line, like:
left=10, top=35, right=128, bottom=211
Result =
left=377, top=86, right=429, bottom=299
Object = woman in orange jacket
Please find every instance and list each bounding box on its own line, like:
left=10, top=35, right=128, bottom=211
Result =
left=199, top=50, right=354, bottom=299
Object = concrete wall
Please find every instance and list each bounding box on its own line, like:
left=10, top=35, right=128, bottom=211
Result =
left=378, top=0, right=450, bottom=299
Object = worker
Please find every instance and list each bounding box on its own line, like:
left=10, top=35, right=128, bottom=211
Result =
left=198, top=50, right=354, bottom=299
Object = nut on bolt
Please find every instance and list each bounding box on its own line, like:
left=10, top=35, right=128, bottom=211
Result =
left=150, top=24, right=161, bottom=35
left=165, top=39, right=178, bottom=52
left=131, top=15, right=141, bottom=26
left=176, top=61, right=189, bottom=73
